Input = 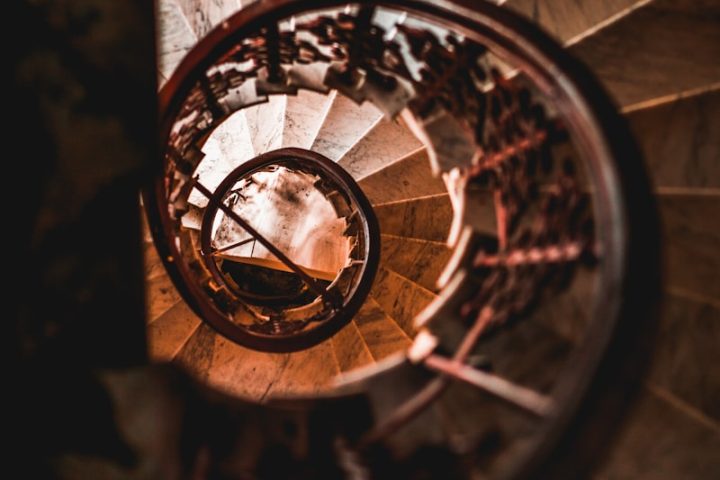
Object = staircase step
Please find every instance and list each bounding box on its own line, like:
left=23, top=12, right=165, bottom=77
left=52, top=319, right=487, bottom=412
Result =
left=354, top=297, right=413, bottom=361
left=145, top=273, right=182, bottom=322
left=371, top=267, right=437, bottom=338
left=380, top=234, right=453, bottom=292
left=283, top=90, right=336, bottom=149
left=244, top=95, right=286, bottom=155
left=358, top=149, right=447, bottom=204
left=148, top=300, right=202, bottom=361
left=176, top=0, right=242, bottom=39
left=157, top=0, right=198, bottom=81
left=202, top=109, right=256, bottom=169
left=374, top=194, right=454, bottom=242
left=330, top=321, right=375, bottom=372
left=627, top=88, right=720, bottom=189
left=649, top=290, right=720, bottom=421
left=597, top=386, right=720, bottom=478
left=265, top=339, right=340, bottom=397
left=660, top=194, right=720, bottom=300
left=143, top=239, right=167, bottom=281
left=337, top=120, right=422, bottom=179
left=174, top=322, right=291, bottom=399
left=568, top=0, right=720, bottom=108
left=188, top=110, right=255, bottom=208
left=503, top=0, right=641, bottom=44
left=311, top=95, right=382, bottom=161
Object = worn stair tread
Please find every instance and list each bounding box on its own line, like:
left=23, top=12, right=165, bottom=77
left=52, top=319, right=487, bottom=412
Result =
left=311, top=95, right=382, bottom=161
left=145, top=273, right=183, bottom=323
left=503, top=0, right=641, bottom=44
left=354, top=296, right=413, bottom=361
left=188, top=110, right=255, bottom=208
left=176, top=0, right=242, bottom=39
left=148, top=300, right=202, bottom=361
left=374, top=194, right=454, bottom=242
left=371, top=267, right=438, bottom=338
left=157, top=0, right=198, bottom=81
left=143, top=239, right=167, bottom=281
left=660, top=194, right=720, bottom=299
left=330, top=320, right=376, bottom=372
left=568, top=0, right=720, bottom=108
left=597, top=386, right=720, bottom=478
left=283, top=90, right=336, bottom=149
left=627, top=88, right=720, bottom=189
left=265, top=339, right=341, bottom=397
left=173, top=322, right=289, bottom=399
left=244, top=95, right=286, bottom=155
left=380, top=234, right=453, bottom=293
left=337, top=119, right=422, bottom=180
left=357, top=149, right=447, bottom=205
left=648, top=290, right=720, bottom=421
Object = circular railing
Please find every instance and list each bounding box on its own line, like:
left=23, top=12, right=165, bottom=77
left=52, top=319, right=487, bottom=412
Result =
left=144, top=1, right=659, bottom=476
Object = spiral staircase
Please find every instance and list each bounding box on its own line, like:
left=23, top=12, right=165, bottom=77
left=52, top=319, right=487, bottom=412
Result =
left=11, top=0, right=720, bottom=479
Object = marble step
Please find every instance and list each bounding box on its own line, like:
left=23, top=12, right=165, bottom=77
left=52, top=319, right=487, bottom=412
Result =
left=374, top=193, right=454, bottom=242
left=142, top=238, right=167, bottom=281
left=337, top=119, right=422, bottom=180
left=357, top=149, right=447, bottom=205
left=627, top=88, right=720, bottom=189
left=380, top=234, right=453, bottom=293
left=243, top=95, right=286, bottom=155
left=147, top=299, right=202, bottom=361
left=176, top=0, right=242, bottom=39
left=568, top=0, right=720, bottom=108
left=502, top=0, right=641, bottom=44
left=330, top=320, right=375, bottom=373
left=660, top=194, right=720, bottom=300
left=282, top=90, right=337, bottom=149
left=371, top=267, right=438, bottom=338
left=311, top=94, right=382, bottom=161
left=157, top=0, right=198, bottom=83
left=174, top=322, right=291, bottom=400
left=145, top=273, right=183, bottom=323
left=354, top=296, right=413, bottom=361
left=597, top=386, right=720, bottom=478
left=648, top=289, right=720, bottom=422
left=264, top=339, right=341, bottom=397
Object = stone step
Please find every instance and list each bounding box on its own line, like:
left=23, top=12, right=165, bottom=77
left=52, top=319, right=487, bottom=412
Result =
left=354, top=296, right=413, bottom=361
left=649, top=289, right=720, bottom=422
left=311, top=95, right=382, bottom=161
left=148, top=300, right=202, bottom=361
left=374, top=194, right=454, bottom=243
left=264, top=339, right=340, bottom=397
left=502, top=0, right=642, bottom=44
left=371, top=267, right=438, bottom=338
left=283, top=90, right=337, bottom=149
left=357, top=149, right=447, bottom=205
left=337, top=119, right=422, bottom=180
left=145, top=273, right=183, bottom=323
left=660, top=194, right=720, bottom=300
left=176, top=0, right=242, bottom=39
left=380, top=234, right=453, bottom=293
left=568, top=0, right=720, bottom=108
left=244, top=95, right=287, bottom=155
left=156, top=0, right=198, bottom=83
left=330, top=320, right=376, bottom=373
left=597, top=386, right=720, bottom=478
left=627, top=88, right=720, bottom=189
